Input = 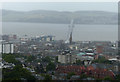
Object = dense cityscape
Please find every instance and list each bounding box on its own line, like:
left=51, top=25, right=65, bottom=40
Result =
left=0, top=33, right=120, bottom=81
left=1, top=2, right=119, bottom=81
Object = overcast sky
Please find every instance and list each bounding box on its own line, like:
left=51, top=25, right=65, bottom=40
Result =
left=2, top=2, right=118, bottom=12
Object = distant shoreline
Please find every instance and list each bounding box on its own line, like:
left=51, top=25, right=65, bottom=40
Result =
left=2, top=10, right=118, bottom=25
left=2, top=21, right=118, bottom=25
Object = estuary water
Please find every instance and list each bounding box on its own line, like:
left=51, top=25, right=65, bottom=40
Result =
left=2, top=22, right=118, bottom=41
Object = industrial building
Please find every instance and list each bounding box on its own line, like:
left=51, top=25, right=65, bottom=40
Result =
left=32, top=35, right=55, bottom=42
left=40, top=35, right=55, bottom=42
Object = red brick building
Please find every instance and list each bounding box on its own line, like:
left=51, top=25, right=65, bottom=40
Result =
left=56, top=65, right=115, bottom=79
left=96, top=45, right=103, bottom=54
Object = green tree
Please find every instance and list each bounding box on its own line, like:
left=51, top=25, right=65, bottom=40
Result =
left=3, top=54, right=15, bottom=62
left=55, top=56, right=58, bottom=62
left=92, top=56, right=112, bottom=64
left=26, top=55, right=35, bottom=62
left=35, top=64, right=45, bottom=73
left=42, top=56, right=52, bottom=62
left=46, top=62, right=56, bottom=71
left=116, top=74, right=120, bottom=80
left=3, top=54, right=21, bottom=65
left=67, top=72, right=75, bottom=79
left=76, top=60, right=83, bottom=65
left=80, top=74, right=88, bottom=79
left=103, top=76, right=113, bottom=80
left=44, top=75, right=52, bottom=81
left=3, top=65, right=36, bottom=81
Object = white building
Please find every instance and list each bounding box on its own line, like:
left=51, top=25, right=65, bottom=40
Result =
left=0, top=43, right=14, bottom=54
left=58, top=54, right=76, bottom=64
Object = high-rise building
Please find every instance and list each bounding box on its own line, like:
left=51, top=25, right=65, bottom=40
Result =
left=0, top=43, right=14, bottom=54
left=58, top=51, right=76, bottom=64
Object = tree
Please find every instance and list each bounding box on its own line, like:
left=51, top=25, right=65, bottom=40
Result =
left=116, top=74, right=120, bottom=80
left=80, top=74, right=88, bottom=79
left=55, top=56, right=58, bottom=62
left=92, top=56, right=112, bottom=64
left=35, top=64, right=45, bottom=73
left=3, top=54, right=21, bottom=65
left=2, top=65, right=36, bottom=81
left=3, top=54, right=15, bottom=62
left=46, top=62, right=56, bottom=71
left=26, top=55, right=35, bottom=62
left=76, top=60, right=83, bottom=65
left=44, top=75, right=52, bottom=81
left=42, top=56, right=52, bottom=62
left=67, top=72, right=75, bottom=79
left=103, top=76, right=113, bottom=80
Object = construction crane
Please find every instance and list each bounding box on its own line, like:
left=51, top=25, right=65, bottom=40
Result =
left=65, top=19, right=74, bottom=44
